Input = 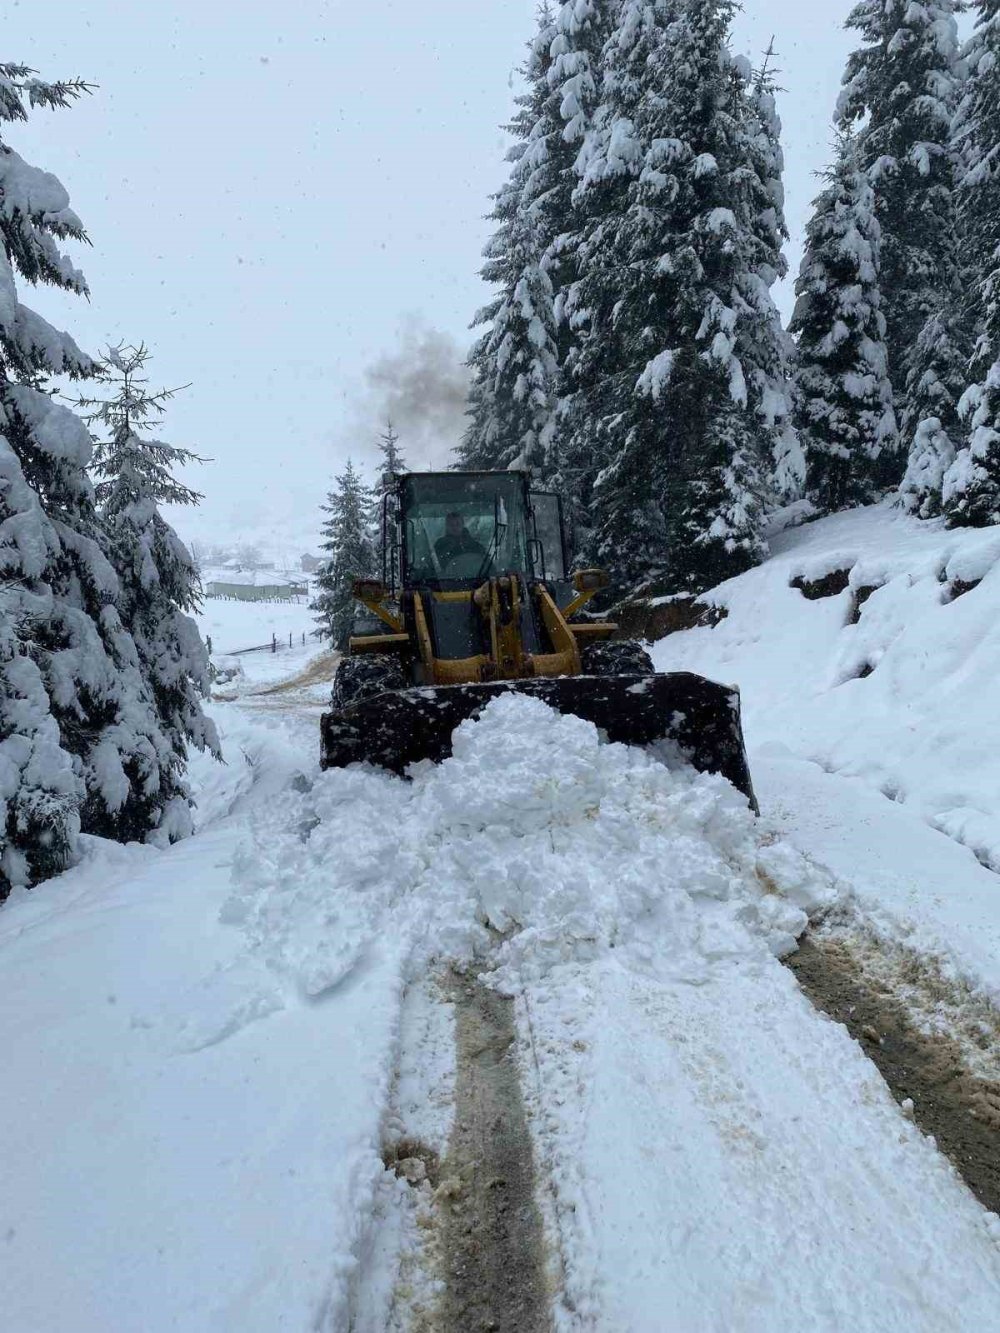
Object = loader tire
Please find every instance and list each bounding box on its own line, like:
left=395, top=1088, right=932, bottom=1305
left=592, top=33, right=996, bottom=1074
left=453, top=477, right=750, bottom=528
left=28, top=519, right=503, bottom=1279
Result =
left=331, top=653, right=407, bottom=710
left=580, top=639, right=654, bottom=677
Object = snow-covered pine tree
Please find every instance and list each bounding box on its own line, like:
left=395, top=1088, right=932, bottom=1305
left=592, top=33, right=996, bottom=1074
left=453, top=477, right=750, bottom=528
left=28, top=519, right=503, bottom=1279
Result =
left=944, top=260, right=1000, bottom=526
left=953, top=3, right=1000, bottom=303
left=374, top=420, right=405, bottom=586
left=377, top=420, right=406, bottom=477
left=564, top=0, right=791, bottom=592
left=0, top=69, right=91, bottom=894
left=942, top=1, right=1000, bottom=525
left=944, top=373, right=1000, bottom=527
left=75, top=343, right=220, bottom=843
left=898, top=307, right=968, bottom=516
left=543, top=0, right=617, bottom=528
left=312, top=460, right=377, bottom=649
left=461, top=7, right=564, bottom=477
left=790, top=137, right=898, bottom=512
left=557, top=0, right=678, bottom=585
left=836, top=0, right=964, bottom=484
left=0, top=67, right=190, bottom=892
left=0, top=410, right=82, bottom=894
left=745, top=48, right=804, bottom=501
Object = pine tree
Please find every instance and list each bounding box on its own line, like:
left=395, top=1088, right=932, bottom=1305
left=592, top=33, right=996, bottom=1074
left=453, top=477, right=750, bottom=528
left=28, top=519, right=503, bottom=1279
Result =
left=564, top=0, right=791, bottom=591
left=75, top=344, right=220, bottom=843
left=898, top=309, right=968, bottom=516
left=559, top=0, right=682, bottom=585
left=377, top=420, right=406, bottom=476
left=953, top=3, right=1000, bottom=304
left=790, top=138, right=898, bottom=512
left=0, top=68, right=198, bottom=892
left=0, top=413, right=82, bottom=893
left=0, top=69, right=93, bottom=893
left=943, top=266, right=1000, bottom=526
left=544, top=0, right=618, bottom=528
left=312, top=460, right=377, bottom=649
left=943, top=1, right=1000, bottom=525
left=461, top=7, right=564, bottom=476
left=745, top=49, right=805, bottom=500
left=836, top=0, right=964, bottom=482
left=944, top=377, right=1000, bottom=527
left=374, top=420, right=405, bottom=586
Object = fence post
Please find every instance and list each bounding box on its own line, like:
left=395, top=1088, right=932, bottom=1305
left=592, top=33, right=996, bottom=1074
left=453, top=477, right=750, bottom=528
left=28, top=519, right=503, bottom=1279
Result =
left=271, top=633, right=277, bottom=654
left=288, top=632, right=292, bottom=648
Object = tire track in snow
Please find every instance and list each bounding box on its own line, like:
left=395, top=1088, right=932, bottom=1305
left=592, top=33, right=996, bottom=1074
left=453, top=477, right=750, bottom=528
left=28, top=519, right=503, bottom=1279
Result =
left=789, top=932, right=1000, bottom=1215
left=347, top=970, right=456, bottom=1333
left=438, top=968, right=551, bottom=1333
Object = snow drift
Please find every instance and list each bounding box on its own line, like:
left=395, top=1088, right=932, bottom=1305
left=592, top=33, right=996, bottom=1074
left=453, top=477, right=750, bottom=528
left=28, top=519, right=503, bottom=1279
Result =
left=651, top=503, right=1000, bottom=874
left=232, top=692, right=831, bottom=1001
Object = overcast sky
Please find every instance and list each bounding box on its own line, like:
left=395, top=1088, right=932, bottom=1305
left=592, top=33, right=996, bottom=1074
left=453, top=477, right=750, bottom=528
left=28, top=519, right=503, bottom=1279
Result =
left=11, top=2, right=877, bottom=550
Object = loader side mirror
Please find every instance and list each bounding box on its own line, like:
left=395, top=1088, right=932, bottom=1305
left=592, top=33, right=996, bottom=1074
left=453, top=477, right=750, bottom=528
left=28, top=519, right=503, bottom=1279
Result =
left=573, top=569, right=610, bottom=593
left=353, top=578, right=388, bottom=603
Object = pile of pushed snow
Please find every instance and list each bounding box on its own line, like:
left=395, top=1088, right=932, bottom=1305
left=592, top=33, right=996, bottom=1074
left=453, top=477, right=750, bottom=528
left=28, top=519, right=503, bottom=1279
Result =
left=225, top=694, right=834, bottom=997
left=651, top=503, right=1000, bottom=872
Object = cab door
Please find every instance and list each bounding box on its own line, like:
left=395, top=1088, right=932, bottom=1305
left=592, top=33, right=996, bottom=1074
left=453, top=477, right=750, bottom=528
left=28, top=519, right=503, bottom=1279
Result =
left=529, top=492, right=568, bottom=583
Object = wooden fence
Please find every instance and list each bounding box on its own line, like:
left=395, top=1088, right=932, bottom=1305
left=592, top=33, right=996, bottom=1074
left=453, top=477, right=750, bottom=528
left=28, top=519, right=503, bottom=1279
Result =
left=207, top=632, right=315, bottom=657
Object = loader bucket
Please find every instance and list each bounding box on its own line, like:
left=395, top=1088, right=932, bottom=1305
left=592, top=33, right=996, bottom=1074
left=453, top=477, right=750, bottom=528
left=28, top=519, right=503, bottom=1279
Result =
left=320, top=672, right=757, bottom=811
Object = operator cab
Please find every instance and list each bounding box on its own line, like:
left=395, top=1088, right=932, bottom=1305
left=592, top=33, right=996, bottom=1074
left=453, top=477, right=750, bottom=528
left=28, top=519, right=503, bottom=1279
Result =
left=394, top=470, right=568, bottom=592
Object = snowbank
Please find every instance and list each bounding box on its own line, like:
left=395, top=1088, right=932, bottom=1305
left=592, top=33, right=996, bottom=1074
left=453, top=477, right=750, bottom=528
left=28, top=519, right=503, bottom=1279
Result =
left=650, top=506, right=1000, bottom=866
left=0, top=705, right=403, bottom=1333
left=649, top=501, right=1000, bottom=1003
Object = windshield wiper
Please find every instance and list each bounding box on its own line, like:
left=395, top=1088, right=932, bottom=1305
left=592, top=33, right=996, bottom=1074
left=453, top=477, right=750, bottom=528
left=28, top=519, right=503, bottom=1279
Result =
left=476, top=520, right=505, bottom=582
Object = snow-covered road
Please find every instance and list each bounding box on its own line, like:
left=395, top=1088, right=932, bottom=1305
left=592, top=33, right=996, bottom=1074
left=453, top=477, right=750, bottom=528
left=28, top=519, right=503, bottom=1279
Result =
left=520, top=949, right=1000, bottom=1331
left=3, top=650, right=1000, bottom=1331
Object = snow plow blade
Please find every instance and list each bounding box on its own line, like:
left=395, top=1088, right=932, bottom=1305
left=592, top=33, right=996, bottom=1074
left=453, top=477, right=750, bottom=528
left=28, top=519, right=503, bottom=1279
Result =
left=320, top=672, right=757, bottom=810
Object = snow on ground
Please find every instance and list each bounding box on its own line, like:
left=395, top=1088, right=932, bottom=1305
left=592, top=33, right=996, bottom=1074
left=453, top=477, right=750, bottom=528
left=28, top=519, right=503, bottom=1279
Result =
left=216, top=638, right=331, bottom=692
left=222, top=695, right=1000, bottom=1330
left=195, top=594, right=317, bottom=656
left=5, top=508, right=1000, bottom=1330
left=520, top=951, right=1000, bottom=1332
left=194, top=591, right=327, bottom=691
left=0, top=706, right=410, bottom=1333
left=756, top=753, right=1000, bottom=1015
left=8, top=688, right=1000, bottom=1331
left=651, top=502, right=1000, bottom=1001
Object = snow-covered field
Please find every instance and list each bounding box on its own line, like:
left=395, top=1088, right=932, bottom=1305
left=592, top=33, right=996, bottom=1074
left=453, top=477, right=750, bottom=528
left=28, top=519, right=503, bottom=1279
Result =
left=195, top=594, right=317, bottom=657
left=3, top=503, right=1000, bottom=1331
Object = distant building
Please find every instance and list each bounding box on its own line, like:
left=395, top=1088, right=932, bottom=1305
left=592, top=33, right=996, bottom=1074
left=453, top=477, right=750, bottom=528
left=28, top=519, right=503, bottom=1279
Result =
left=205, top=573, right=308, bottom=603
left=300, top=553, right=323, bottom=573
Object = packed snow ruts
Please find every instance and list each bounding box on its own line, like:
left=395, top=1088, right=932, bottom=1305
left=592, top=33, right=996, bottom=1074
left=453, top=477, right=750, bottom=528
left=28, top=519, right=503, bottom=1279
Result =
left=788, top=929, right=1000, bottom=1216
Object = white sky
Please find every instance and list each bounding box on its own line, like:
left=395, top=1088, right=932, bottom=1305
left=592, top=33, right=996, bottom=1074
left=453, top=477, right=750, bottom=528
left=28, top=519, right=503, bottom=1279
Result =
left=9, top=2, right=873, bottom=550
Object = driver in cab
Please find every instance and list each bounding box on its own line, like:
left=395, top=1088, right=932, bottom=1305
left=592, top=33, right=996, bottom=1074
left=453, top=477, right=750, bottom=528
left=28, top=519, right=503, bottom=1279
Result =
left=435, top=511, right=486, bottom=569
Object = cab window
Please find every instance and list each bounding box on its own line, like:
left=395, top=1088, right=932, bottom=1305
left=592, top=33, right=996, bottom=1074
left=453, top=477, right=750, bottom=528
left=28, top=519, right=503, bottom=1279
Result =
left=401, top=474, right=529, bottom=584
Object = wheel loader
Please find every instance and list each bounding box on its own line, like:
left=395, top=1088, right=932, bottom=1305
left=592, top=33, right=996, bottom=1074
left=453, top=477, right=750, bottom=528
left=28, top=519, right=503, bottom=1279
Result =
left=320, top=470, right=756, bottom=808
